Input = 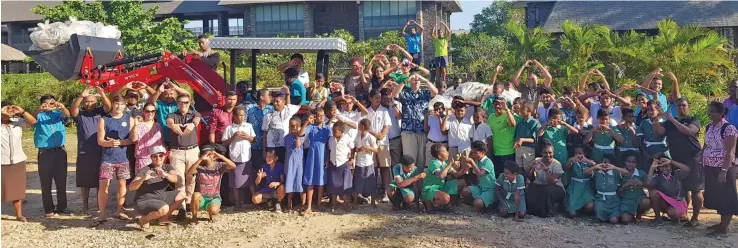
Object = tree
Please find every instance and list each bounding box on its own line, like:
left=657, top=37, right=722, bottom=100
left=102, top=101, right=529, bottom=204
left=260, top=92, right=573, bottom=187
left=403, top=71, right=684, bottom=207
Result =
left=33, top=0, right=196, bottom=55
left=469, top=0, right=524, bottom=37
left=451, top=32, right=506, bottom=81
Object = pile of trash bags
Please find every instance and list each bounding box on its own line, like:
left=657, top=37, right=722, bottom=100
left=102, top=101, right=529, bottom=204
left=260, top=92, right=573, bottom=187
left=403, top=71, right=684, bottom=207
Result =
left=429, top=82, right=493, bottom=111
left=29, top=17, right=121, bottom=51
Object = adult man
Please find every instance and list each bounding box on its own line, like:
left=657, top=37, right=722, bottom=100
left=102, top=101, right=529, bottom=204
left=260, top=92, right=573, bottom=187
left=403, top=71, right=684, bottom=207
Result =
left=431, top=21, right=451, bottom=83
left=483, top=96, right=518, bottom=176
left=391, top=73, right=439, bottom=171
left=381, top=87, right=403, bottom=167
left=653, top=98, right=703, bottom=227
left=149, top=79, right=190, bottom=145
left=33, top=95, right=71, bottom=217
left=286, top=68, right=308, bottom=105
left=512, top=59, right=553, bottom=103
left=491, top=64, right=520, bottom=104
left=183, top=35, right=220, bottom=70
left=278, top=53, right=310, bottom=87
left=724, top=80, right=738, bottom=109
left=639, top=68, right=676, bottom=113
left=366, top=89, right=393, bottom=202
left=384, top=57, right=430, bottom=88
left=343, top=58, right=371, bottom=97
left=166, top=93, right=202, bottom=219
left=70, top=86, right=111, bottom=212
left=402, top=20, right=424, bottom=65
left=263, top=87, right=310, bottom=163
left=244, top=89, right=274, bottom=171
left=93, top=95, right=135, bottom=225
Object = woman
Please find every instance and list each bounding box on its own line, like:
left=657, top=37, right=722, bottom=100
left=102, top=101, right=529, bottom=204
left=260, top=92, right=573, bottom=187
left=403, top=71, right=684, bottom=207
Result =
left=1, top=103, right=36, bottom=222
left=131, top=103, right=163, bottom=173
left=129, top=146, right=185, bottom=230
left=701, top=101, right=738, bottom=237
left=526, top=142, right=566, bottom=217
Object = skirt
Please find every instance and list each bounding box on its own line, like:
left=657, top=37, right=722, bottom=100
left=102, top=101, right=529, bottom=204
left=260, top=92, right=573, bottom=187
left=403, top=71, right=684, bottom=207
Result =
left=328, top=163, right=353, bottom=195
left=526, top=183, right=565, bottom=217
left=230, top=161, right=255, bottom=189
left=1, top=162, right=26, bottom=202
left=656, top=190, right=688, bottom=218
left=76, top=152, right=102, bottom=188
left=566, top=178, right=594, bottom=212
left=500, top=190, right=527, bottom=213
left=620, top=195, right=645, bottom=215
left=703, top=166, right=738, bottom=215
left=594, top=194, right=621, bottom=221
left=353, top=166, right=376, bottom=196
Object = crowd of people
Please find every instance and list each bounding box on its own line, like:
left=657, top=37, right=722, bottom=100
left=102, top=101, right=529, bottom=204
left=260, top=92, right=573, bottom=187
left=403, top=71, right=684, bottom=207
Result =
left=1, top=26, right=736, bottom=237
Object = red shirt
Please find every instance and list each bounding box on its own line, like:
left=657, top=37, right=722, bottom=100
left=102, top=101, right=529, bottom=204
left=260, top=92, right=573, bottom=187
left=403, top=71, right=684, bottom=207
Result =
left=209, top=108, right=234, bottom=143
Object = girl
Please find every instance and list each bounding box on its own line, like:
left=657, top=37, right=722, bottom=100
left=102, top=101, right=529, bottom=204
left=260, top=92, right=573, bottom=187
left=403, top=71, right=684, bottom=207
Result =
left=425, top=102, right=449, bottom=169
left=634, top=93, right=649, bottom=126
left=328, top=123, right=354, bottom=212
left=496, top=161, right=526, bottom=221
left=1, top=104, right=36, bottom=222
left=131, top=103, right=164, bottom=174
left=617, top=108, right=639, bottom=166
left=567, top=106, right=592, bottom=158
left=302, top=109, right=331, bottom=214
left=460, top=141, right=496, bottom=212
left=252, top=149, right=285, bottom=212
left=538, top=108, right=578, bottom=168
left=585, top=109, right=623, bottom=162
left=618, top=151, right=650, bottom=224
left=285, top=116, right=308, bottom=212
left=526, top=142, right=566, bottom=217
left=585, top=154, right=629, bottom=224
left=309, top=73, right=329, bottom=109
left=637, top=101, right=670, bottom=162
left=421, top=143, right=466, bottom=212
left=353, top=119, right=379, bottom=207
left=564, top=145, right=595, bottom=217
left=646, top=155, right=690, bottom=225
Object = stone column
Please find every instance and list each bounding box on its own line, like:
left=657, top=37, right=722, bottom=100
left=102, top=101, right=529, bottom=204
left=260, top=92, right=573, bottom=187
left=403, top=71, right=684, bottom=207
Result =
left=303, top=2, right=315, bottom=37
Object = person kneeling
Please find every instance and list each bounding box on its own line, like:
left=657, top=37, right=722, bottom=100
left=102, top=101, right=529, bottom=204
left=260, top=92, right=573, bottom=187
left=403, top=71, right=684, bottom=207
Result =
left=188, top=145, right=236, bottom=223
left=460, top=141, right=497, bottom=212
left=584, top=154, right=629, bottom=224
left=388, top=155, right=426, bottom=210
left=129, top=146, right=185, bottom=231
left=646, top=155, right=690, bottom=225
left=421, top=144, right=466, bottom=212
left=252, top=149, right=285, bottom=212
left=496, top=161, right=526, bottom=221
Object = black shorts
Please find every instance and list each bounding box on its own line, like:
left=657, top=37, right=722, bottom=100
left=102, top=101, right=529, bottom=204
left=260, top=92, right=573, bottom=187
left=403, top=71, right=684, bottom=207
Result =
left=675, top=156, right=705, bottom=192
left=432, top=56, right=448, bottom=68
left=135, top=191, right=180, bottom=215
left=410, top=52, right=422, bottom=65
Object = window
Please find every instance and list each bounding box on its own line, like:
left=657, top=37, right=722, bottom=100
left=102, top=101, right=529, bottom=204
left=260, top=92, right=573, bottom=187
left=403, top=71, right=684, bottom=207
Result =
left=229, top=18, right=244, bottom=36
left=209, top=19, right=219, bottom=36
left=714, top=27, right=737, bottom=48
left=254, top=3, right=304, bottom=35
left=363, top=1, right=417, bottom=29
left=184, top=20, right=204, bottom=36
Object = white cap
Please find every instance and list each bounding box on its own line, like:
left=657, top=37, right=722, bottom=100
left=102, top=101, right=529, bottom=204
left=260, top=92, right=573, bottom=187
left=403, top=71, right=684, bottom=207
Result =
left=150, top=146, right=167, bottom=155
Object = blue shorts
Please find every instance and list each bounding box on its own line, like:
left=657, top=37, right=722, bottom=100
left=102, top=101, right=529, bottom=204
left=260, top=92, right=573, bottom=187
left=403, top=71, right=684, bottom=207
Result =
left=432, top=56, right=448, bottom=68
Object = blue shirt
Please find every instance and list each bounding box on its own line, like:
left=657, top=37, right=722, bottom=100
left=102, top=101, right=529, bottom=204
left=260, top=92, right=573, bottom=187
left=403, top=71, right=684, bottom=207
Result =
left=398, top=88, right=431, bottom=133
left=34, top=110, right=66, bottom=148
left=289, top=79, right=307, bottom=105
left=156, top=100, right=179, bottom=143
left=638, top=89, right=668, bottom=113
left=406, top=34, right=422, bottom=54
left=245, top=103, right=275, bottom=150
left=728, top=106, right=738, bottom=127
left=561, top=107, right=576, bottom=125
left=257, top=162, right=285, bottom=193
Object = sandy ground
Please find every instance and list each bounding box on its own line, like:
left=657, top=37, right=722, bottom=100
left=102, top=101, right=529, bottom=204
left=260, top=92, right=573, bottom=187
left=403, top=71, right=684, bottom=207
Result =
left=2, top=132, right=738, bottom=247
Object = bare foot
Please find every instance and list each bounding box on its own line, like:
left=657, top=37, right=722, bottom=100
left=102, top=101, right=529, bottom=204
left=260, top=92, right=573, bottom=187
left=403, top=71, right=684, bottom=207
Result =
left=16, top=216, right=27, bottom=222
left=301, top=208, right=313, bottom=216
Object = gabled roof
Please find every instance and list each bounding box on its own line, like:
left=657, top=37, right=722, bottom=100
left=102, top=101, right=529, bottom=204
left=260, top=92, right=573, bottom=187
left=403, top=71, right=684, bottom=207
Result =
left=541, top=1, right=738, bottom=32
left=218, top=0, right=463, bottom=12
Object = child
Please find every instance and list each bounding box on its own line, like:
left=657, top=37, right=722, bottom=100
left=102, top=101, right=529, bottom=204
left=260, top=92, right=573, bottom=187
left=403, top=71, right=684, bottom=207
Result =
left=222, top=107, right=256, bottom=210
left=496, top=161, right=526, bottom=221
left=448, top=101, right=474, bottom=159
left=536, top=87, right=557, bottom=125
left=422, top=143, right=466, bottom=211
left=252, top=149, right=285, bottom=212
left=388, top=155, right=426, bottom=210
left=353, top=119, right=379, bottom=207
left=514, top=103, right=540, bottom=171
left=567, top=106, right=593, bottom=155
left=309, top=73, right=329, bottom=109
left=637, top=101, right=670, bottom=162
left=432, top=21, right=450, bottom=82
left=565, top=145, right=595, bottom=217
left=634, top=93, right=649, bottom=126
left=560, top=86, right=578, bottom=125
left=618, top=151, right=650, bottom=224
left=585, top=109, right=624, bottom=162
left=425, top=102, right=449, bottom=167
left=188, top=147, right=237, bottom=223
left=460, top=141, right=497, bottom=212
left=537, top=108, right=578, bottom=168
left=584, top=154, right=629, bottom=224
left=511, top=97, right=523, bottom=116
left=285, top=116, right=308, bottom=212
left=263, top=90, right=302, bottom=163
left=302, top=109, right=331, bottom=214
left=472, top=109, right=493, bottom=144
left=617, top=108, right=640, bottom=164
left=327, top=123, right=354, bottom=212
left=646, top=155, right=690, bottom=225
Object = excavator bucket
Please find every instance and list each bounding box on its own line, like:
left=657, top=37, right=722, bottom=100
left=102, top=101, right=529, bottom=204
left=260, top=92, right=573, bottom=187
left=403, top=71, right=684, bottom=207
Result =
left=24, top=34, right=123, bottom=81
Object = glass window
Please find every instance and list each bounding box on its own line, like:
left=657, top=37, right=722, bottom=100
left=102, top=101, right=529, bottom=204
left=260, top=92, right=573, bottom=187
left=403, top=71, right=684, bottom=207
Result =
left=255, top=3, right=304, bottom=36
left=228, top=18, right=244, bottom=36
left=363, top=0, right=417, bottom=32
left=209, top=19, right=219, bottom=36
left=184, top=20, right=204, bottom=36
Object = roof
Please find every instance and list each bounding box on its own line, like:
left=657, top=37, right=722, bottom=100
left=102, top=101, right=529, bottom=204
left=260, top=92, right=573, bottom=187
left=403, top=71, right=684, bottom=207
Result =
left=1, top=44, right=28, bottom=61
left=210, top=37, right=347, bottom=53
left=219, top=0, right=463, bottom=12
left=542, top=1, right=738, bottom=32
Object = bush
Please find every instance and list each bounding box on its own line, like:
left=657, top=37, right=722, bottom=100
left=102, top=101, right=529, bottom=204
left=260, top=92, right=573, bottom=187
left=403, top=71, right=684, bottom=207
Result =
left=2, top=74, right=85, bottom=111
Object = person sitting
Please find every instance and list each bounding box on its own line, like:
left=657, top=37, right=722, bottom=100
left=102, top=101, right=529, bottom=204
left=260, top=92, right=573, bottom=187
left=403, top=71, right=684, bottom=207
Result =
left=525, top=142, right=566, bottom=217
left=187, top=145, right=237, bottom=223
left=460, top=141, right=497, bottom=212
left=584, top=154, right=630, bottom=224
left=421, top=143, right=466, bottom=212
left=252, top=149, right=285, bottom=212
left=646, top=155, right=691, bottom=225
left=129, top=146, right=185, bottom=231
left=495, top=161, right=527, bottom=221
left=388, top=155, right=426, bottom=210
left=618, top=151, right=650, bottom=224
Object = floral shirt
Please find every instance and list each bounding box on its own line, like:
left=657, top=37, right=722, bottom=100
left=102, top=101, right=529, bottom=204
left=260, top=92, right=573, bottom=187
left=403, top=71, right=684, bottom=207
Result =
left=398, top=88, right=431, bottom=133
left=244, top=103, right=274, bottom=150
left=703, top=119, right=738, bottom=168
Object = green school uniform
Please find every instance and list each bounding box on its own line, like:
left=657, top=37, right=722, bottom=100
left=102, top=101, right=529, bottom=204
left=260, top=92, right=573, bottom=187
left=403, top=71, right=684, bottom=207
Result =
left=637, top=118, right=670, bottom=158
left=542, top=125, right=570, bottom=169
left=619, top=169, right=647, bottom=215
left=567, top=161, right=595, bottom=212
left=594, top=170, right=622, bottom=221
left=389, top=164, right=420, bottom=198
left=616, top=124, right=638, bottom=151
left=468, top=157, right=496, bottom=207
left=591, top=126, right=621, bottom=163
left=496, top=174, right=527, bottom=213
left=422, top=159, right=459, bottom=201
left=514, top=117, right=540, bottom=147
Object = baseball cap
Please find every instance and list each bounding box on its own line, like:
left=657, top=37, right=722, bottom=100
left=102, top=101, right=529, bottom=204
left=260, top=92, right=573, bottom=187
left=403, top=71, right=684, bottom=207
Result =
left=150, top=146, right=166, bottom=155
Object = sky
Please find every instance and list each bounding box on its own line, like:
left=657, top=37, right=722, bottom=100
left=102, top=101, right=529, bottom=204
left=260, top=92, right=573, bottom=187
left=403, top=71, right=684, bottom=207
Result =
left=451, top=1, right=494, bottom=30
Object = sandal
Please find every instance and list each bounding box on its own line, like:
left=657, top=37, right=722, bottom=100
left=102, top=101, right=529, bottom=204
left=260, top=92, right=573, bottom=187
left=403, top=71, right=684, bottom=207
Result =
left=683, top=221, right=701, bottom=228
left=116, top=213, right=131, bottom=221
left=138, top=218, right=151, bottom=232
left=45, top=213, right=58, bottom=218
left=16, top=216, right=27, bottom=222
left=89, top=218, right=107, bottom=228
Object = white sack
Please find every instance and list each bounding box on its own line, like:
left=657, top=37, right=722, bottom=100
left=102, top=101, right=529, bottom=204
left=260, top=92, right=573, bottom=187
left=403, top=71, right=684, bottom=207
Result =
left=428, top=82, right=493, bottom=111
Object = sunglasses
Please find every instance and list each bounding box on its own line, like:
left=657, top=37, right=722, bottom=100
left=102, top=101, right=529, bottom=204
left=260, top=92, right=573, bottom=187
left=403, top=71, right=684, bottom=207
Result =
left=178, top=101, right=191, bottom=105
left=151, top=153, right=166, bottom=158
left=144, top=110, right=156, bottom=113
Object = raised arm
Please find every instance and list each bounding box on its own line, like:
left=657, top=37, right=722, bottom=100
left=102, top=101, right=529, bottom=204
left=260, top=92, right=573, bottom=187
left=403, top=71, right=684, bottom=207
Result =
left=593, top=69, right=611, bottom=91
left=641, top=68, right=661, bottom=89
left=414, top=20, right=424, bottom=33
left=608, top=90, right=632, bottom=108
left=532, top=60, right=552, bottom=87
left=97, top=86, right=112, bottom=113
left=668, top=72, right=680, bottom=103
left=401, top=20, right=410, bottom=36
left=512, top=60, right=530, bottom=88
left=491, top=64, right=503, bottom=85
left=70, top=88, right=90, bottom=117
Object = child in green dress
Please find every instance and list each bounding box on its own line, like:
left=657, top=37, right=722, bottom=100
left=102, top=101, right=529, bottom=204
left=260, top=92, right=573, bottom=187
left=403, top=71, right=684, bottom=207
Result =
left=585, top=154, right=630, bottom=224
left=495, top=161, right=526, bottom=221
left=617, top=108, right=639, bottom=163
left=537, top=108, right=578, bottom=166
left=637, top=101, right=670, bottom=163
left=388, top=155, right=426, bottom=210
left=421, top=143, right=466, bottom=212
left=564, top=145, right=596, bottom=218
left=618, top=151, right=651, bottom=224
left=460, top=141, right=497, bottom=212
left=585, top=109, right=624, bottom=162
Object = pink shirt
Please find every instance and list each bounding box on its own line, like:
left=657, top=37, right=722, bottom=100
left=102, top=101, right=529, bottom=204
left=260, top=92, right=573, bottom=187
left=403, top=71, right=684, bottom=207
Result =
left=135, top=122, right=163, bottom=159
left=209, top=108, right=234, bottom=143
left=702, top=119, right=738, bottom=168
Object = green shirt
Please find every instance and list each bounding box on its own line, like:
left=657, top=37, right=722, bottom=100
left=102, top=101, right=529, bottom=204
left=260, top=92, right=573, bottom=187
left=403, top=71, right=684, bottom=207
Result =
left=389, top=72, right=411, bottom=87
left=593, top=126, right=622, bottom=148
left=476, top=156, right=496, bottom=190
left=390, top=163, right=419, bottom=188
left=514, top=117, right=541, bottom=147
left=620, top=169, right=647, bottom=199
left=637, top=118, right=667, bottom=144
left=616, top=124, right=637, bottom=149
left=542, top=125, right=569, bottom=149
left=570, top=161, right=591, bottom=179
left=496, top=174, right=526, bottom=198
left=423, top=159, right=448, bottom=189
left=594, top=170, right=621, bottom=193
left=481, top=95, right=512, bottom=116
left=488, top=112, right=519, bottom=156
left=433, top=37, right=448, bottom=57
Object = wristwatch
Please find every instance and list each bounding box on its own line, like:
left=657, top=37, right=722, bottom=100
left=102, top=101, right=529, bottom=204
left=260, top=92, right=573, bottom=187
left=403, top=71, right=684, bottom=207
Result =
left=721, top=168, right=729, bottom=172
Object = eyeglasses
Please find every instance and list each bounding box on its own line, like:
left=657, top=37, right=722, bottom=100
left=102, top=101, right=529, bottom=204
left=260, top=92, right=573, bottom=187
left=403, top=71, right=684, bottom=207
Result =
left=178, top=101, right=190, bottom=105
left=144, top=110, right=156, bottom=113
left=151, top=154, right=166, bottom=158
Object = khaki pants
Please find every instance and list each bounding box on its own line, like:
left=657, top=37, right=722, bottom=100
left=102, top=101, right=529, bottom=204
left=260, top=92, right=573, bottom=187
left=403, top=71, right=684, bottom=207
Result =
left=515, top=146, right=536, bottom=171
left=170, top=147, right=200, bottom=203
left=401, top=132, right=427, bottom=170
left=389, top=137, right=402, bottom=167
left=375, top=144, right=391, bottom=168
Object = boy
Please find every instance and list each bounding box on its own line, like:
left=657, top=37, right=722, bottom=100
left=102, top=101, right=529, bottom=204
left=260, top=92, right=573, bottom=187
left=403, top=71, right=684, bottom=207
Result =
left=188, top=146, right=237, bottom=223
left=448, top=101, right=474, bottom=159
left=432, top=21, right=451, bottom=83
left=221, top=107, right=256, bottom=210
left=328, top=123, right=355, bottom=212
left=514, top=103, right=540, bottom=172
left=252, top=149, right=285, bottom=212
left=471, top=109, right=493, bottom=146
left=536, top=87, right=557, bottom=125
left=460, top=141, right=497, bottom=212
left=353, top=119, right=379, bottom=207
left=388, top=155, right=426, bottom=210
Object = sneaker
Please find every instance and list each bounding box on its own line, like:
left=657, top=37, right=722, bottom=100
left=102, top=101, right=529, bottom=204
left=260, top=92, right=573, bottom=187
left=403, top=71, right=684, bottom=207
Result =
left=380, top=194, right=390, bottom=203
left=267, top=199, right=275, bottom=211
left=274, top=201, right=282, bottom=213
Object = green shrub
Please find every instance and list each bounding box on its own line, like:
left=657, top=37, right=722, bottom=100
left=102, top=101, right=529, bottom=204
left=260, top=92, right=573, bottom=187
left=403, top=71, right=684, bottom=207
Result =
left=2, top=73, right=85, bottom=111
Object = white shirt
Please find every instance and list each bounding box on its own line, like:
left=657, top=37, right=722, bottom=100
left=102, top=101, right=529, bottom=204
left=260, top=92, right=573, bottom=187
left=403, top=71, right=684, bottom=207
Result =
left=590, top=102, right=621, bottom=126
left=367, top=105, right=392, bottom=146
left=427, top=115, right=448, bottom=142
left=448, top=115, right=474, bottom=151
left=1, top=119, right=28, bottom=165
left=340, top=109, right=363, bottom=140
left=262, top=104, right=300, bottom=147
left=222, top=122, right=256, bottom=163
left=354, top=132, right=378, bottom=167
left=472, top=122, right=493, bottom=143
left=327, top=114, right=359, bottom=140
left=328, top=134, right=354, bottom=166
left=298, top=69, right=310, bottom=87
left=388, top=100, right=402, bottom=139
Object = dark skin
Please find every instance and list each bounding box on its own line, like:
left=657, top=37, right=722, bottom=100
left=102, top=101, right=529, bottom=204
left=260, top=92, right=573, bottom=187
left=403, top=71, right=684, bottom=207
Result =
left=703, top=105, right=737, bottom=234
left=645, top=158, right=691, bottom=224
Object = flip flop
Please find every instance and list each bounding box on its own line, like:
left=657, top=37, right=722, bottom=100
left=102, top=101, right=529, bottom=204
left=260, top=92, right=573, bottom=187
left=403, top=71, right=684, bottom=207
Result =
left=683, top=221, right=701, bottom=227
left=116, top=213, right=131, bottom=221
left=45, top=213, right=58, bottom=218
left=89, top=218, right=107, bottom=228
left=138, top=218, right=151, bottom=232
